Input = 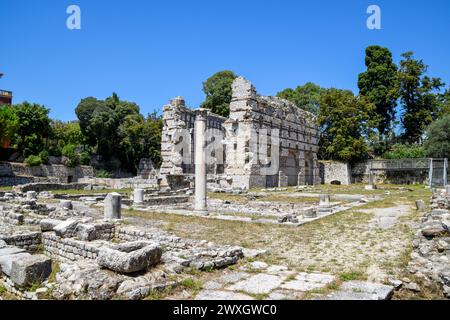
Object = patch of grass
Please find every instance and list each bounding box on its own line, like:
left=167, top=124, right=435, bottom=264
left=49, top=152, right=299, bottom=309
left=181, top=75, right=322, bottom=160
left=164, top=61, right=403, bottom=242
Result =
left=339, top=271, right=366, bottom=281
left=180, top=278, right=203, bottom=295
left=47, top=261, right=60, bottom=283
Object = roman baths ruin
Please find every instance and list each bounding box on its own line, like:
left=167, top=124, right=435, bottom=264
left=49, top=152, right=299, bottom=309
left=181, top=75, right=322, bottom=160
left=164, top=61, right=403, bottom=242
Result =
left=1, top=77, right=449, bottom=301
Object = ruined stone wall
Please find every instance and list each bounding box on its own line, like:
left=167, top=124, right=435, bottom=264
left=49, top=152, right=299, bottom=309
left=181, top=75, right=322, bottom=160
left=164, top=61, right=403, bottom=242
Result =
left=0, top=162, right=95, bottom=185
left=160, top=97, right=226, bottom=187
left=351, top=162, right=430, bottom=185
left=223, top=77, right=320, bottom=189
left=42, top=232, right=102, bottom=261
left=159, top=78, right=320, bottom=190
left=319, top=161, right=351, bottom=185
left=0, top=232, right=41, bottom=252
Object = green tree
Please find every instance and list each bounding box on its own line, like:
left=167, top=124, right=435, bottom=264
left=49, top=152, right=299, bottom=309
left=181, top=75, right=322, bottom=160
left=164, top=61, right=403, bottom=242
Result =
left=423, top=114, right=450, bottom=159
left=75, top=94, right=162, bottom=173
left=358, top=45, right=398, bottom=155
left=398, top=52, right=445, bottom=143
left=12, top=102, right=52, bottom=157
left=437, top=88, right=450, bottom=117
left=276, top=82, right=324, bottom=114
left=318, top=89, right=376, bottom=163
left=0, top=105, right=19, bottom=147
left=201, top=71, right=237, bottom=117
left=382, top=143, right=425, bottom=159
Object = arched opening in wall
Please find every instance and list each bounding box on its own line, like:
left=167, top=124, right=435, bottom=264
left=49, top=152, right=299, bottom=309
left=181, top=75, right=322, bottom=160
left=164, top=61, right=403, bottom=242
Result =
left=280, top=150, right=300, bottom=186
left=305, top=152, right=314, bottom=185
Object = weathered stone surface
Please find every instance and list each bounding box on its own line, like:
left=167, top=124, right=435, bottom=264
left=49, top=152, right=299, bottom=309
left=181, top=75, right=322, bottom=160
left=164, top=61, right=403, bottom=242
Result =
left=54, top=219, right=79, bottom=238
left=60, top=200, right=73, bottom=210
left=104, top=193, right=121, bottom=220
left=97, top=241, right=162, bottom=273
left=421, top=222, right=446, bottom=237
left=10, top=254, right=52, bottom=287
left=195, top=290, right=254, bottom=300
left=280, top=272, right=335, bottom=292
left=0, top=246, right=26, bottom=256
left=75, top=224, right=96, bottom=241
left=40, top=218, right=63, bottom=232
left=227, top=273, right=285, bottom=294
left=0, top=252, right=31, bottom=276
left=339, top=281, right=394, bottom=300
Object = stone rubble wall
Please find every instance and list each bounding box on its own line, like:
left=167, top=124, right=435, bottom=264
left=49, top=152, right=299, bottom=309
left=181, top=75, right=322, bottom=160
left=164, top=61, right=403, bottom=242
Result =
left=13, top=182, right=89, bottom=193
left=0, top=232, right=42, bottom=252
left=78, top=177, right=159, bottom=190
left=319, top=161, right=351, bottom=185
left=407, top=190, right=450, bottom=298
left=42, top=232, right=103, bottom=261
left=0, top=210, right=24, bottom=225
left=0, top=162, right=95, bottom=185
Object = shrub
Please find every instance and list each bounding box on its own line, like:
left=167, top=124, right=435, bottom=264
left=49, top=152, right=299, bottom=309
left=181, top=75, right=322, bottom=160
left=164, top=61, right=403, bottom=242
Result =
left=79, top=151, right=90, bottom=165
left=39, top=150, right=49, bottom=164
left=61, top=144, right=80, bottom=167
left=383, top=144, right=425, bottom=159
left=24, top=155, right=43, bottom=167
left=96, top=169, right=111, bottom=178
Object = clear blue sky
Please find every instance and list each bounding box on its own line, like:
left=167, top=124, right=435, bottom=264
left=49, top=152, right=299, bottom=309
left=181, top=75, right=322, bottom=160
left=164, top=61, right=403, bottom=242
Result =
left=1, top=0, right=449, bottom=121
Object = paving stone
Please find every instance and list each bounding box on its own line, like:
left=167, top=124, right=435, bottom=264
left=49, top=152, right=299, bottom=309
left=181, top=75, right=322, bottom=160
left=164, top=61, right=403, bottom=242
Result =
left=319, top=291, right=379, bottom=300
left=249, top=261, right=268, bottom=270
left=340, top=281, right=394, bottom=300
left=227, top=273, right=286, bottom=295
left=196, top=290, right=254, bottom=300
left=203, top=281, right=223, bottom=290
left=266, top=265, right=288, bottom=273
left=280, top=272, right=335, bottom=292
left=219, top=272, right=250, bottom=284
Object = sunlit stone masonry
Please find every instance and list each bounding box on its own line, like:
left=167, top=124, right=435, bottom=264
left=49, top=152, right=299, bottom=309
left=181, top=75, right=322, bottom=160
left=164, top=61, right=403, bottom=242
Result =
left=160, top=76, right=320, bottom=190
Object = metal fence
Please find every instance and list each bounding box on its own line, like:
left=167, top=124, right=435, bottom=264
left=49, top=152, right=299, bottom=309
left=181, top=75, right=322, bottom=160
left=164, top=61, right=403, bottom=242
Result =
left=368, top=158, right=448, bottom=187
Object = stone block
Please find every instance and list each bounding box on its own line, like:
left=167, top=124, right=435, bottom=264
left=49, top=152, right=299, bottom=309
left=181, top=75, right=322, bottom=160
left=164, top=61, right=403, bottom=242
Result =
left=54, top=219, right=79, bottom=238
left=10, top=254, right=52, bottom=287
left=104, top=193, right=121, bottom=219
left=40, top=219, right=63, bottom=232
left=97, top=241, right=162, bottom=273
left=0, top=252, right=31, bottom=276
left=76, top=224, right=97, bottom=241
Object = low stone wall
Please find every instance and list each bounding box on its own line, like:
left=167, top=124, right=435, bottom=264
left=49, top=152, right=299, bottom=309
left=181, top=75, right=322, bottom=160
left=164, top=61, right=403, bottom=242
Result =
left=78, top=177, right=159, bottom=190
left=0, top=162, right=94, bottom=184
left=42, top=232, right=102, bottom=261
left=0, top=232, right=42, bottom=252
left=14, top=182, right=89, bottom=193
left=145, top=195, right=190, bottom=206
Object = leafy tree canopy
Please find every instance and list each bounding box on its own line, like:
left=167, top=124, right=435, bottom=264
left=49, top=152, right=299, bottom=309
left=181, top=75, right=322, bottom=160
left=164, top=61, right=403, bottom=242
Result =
left=0, top=105, right=19, bottom=148
left=398, top=52, right=445, bottom=144
left=276, top=82, right=324, bottom=114
left=318, top=89, right=376, bottom=163
left=201, top=70, right=237, bottom=117
left=424, top=114, right=450, bottom=159
left=11, top=102, right=52, bottom=157
left=358, top=45, right=398, bottom=138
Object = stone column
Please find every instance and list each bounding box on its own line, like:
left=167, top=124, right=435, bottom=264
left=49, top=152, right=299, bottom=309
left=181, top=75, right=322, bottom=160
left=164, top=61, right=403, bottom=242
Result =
left=104, top=192, right=121, bottom=220
left=194, top=109, right=208, bottom=214
left=318, top=194, right=332, bottom=214
left=26, top=191, right=37, bottom=200
left=133, top=188, right=144, bottom=205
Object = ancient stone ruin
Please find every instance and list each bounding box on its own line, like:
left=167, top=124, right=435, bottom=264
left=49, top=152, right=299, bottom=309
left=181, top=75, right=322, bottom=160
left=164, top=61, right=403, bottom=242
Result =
left=160, top=77, right=320, bottom=190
